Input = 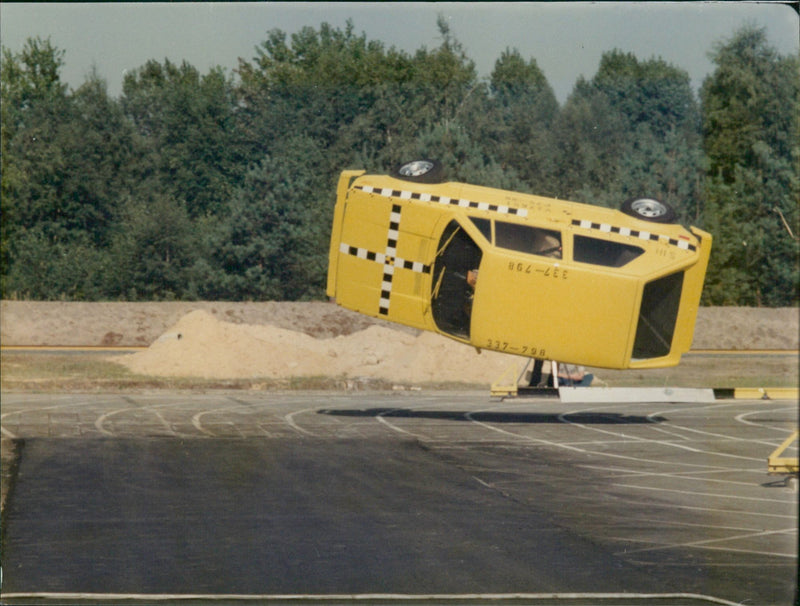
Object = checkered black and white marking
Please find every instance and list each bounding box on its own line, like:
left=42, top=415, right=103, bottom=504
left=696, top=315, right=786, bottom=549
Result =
left=339, top=204, right=431, bottom=316
left=571, top=219, right=697, bottom=251
left=356, top=185, right=528, bottom=218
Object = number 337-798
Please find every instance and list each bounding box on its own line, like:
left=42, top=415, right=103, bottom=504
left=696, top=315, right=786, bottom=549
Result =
left=508, top=261, right=567, bottom=279
left=487, top=340, right=546, bottom=357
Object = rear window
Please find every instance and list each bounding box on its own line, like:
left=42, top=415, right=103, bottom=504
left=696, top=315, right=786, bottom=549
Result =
left=495, top=221, right=561, bottom=258
left=633, top=272, right=684, bottom=359
left=574, top=235, right=644, bottom=267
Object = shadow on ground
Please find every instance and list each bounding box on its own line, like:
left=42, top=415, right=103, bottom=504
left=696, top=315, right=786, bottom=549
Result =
left=318, top=408, right=665, bottom=424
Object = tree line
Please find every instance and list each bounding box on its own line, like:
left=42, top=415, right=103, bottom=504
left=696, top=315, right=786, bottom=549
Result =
left=2, top=19, right=797, bottom=305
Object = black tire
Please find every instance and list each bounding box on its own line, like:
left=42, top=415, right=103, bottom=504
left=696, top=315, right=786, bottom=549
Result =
left=621, top=197, right=677, bottom=223
left=390, top=159, right=444, bottom=184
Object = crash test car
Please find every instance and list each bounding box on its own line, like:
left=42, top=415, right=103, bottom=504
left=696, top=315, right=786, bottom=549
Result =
left=326, top=160, right=712, bottom=369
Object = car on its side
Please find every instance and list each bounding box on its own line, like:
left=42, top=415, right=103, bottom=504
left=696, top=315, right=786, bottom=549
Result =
left=327, top=160, right=712, bottom=370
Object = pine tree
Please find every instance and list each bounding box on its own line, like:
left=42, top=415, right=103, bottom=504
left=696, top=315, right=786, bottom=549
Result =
left=700, top=26, right=799, bottom=306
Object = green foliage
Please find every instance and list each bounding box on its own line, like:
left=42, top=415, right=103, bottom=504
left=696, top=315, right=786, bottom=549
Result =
left=554, top=49, right=703, bottom=221
left=1, top=40, right=152, bottom=299
left=488, top=49, right=560, bottom=193
left=700, top=26, right=799, bottom=306
left=3, top=227, right=107, bottom=299
left=105, top=194, right=198, bottom=300
left=121, top=59, right=244, bottom=218
left=2, top=38, right=69, bottom=238
left=209, top=135, right=330, bottom=301
left=1, top=23, right=797, bottom=306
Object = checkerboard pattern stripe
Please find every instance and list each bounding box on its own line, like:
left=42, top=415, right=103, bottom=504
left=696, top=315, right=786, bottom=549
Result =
left=571, top=219, right=696, bottom=251
left=356, top=185, right=528, bottom=218
left=339, top=204, right=431, bottom=316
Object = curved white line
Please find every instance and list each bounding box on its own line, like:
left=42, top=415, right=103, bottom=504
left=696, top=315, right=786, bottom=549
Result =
left=647, top=401, right=796, bottom=452
left=191, top=404, right=248, bottom=437
left=559, top=405, right=764, bottom=462
left=368, top=397, right=476, bottom=440
left=95, top=400, right=185, bottom=437
left=648, top=401, right=751, bottom=419
left=1, top=396, right=113, bottom=438
left=465, top=406, right=589, bottom=454
left=735, top=407, right=798, bottom=434
left=283, top=408, right=318, bottom=437
left=558, top=407, right=708, bottom=452
left=376, top=408, right=427, bottom=439
left=95, top=407, right=130, bottom=436
left=464, top=402, right=748, bottom=470
left=2, top=397, right=113, bottom=430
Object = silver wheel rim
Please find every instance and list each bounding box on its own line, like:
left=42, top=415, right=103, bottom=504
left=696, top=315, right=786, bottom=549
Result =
left=399, top=160, right=434, bottom=177
left=630, top=198, right=668, bottom=218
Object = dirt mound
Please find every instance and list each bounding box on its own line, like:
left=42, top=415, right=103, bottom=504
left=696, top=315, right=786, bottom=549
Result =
left=2, top=300, right=797, bottom=384
left=2, top=301, right=797, bottom=350
left=115, top=309, right=513, bottom=383
left=0, top=301, right=403, bottom=347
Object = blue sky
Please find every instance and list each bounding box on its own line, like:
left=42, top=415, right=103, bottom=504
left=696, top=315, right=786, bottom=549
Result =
left=1, top=2, right=797, bottom=103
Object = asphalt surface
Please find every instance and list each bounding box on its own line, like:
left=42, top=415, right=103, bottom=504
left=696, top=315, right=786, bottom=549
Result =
left=0, top=392, right=797, bottom=605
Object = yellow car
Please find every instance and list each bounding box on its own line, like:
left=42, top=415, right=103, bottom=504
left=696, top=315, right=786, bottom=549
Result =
left=327, top=160, right=712, bottom=369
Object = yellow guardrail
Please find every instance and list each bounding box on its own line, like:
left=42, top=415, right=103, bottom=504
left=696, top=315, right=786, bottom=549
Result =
left=688, top=349, right=798, bottom=355
left=733, top=387, right=799, bottom=400
left=0, top=345, right=146, bottom=353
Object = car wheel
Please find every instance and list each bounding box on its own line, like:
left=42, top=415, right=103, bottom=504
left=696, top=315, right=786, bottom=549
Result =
left=621, top=197, right=677, bottom=223
left=391, top=159, right=444, bottom=183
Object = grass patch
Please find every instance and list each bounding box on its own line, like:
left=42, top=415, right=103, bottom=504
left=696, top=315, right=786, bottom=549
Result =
left=2, top=352, right=796, bottom=393
left=591, top=354, right=798, bottom=389
left=0, top=353, right=474, bottom=392
left=2, top=353, right=131, bottom=381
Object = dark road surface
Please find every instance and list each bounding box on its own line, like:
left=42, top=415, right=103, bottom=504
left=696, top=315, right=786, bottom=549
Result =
left=1, top=392, right=796, bottom=604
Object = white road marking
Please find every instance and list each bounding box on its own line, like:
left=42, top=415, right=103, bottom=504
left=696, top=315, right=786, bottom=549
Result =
left=283, top=408, right=318, bottom=437
left=558, top=405, right=767, bottom=461
left=191, top=401, right=257, bottom=438
left=614, top=527, right=797, bottom=559
left=376, top=408, right=426, bottom=438
left=578, top=463, right=763, bottom=487
left=0, top=593, right=742, bottom=605
left=96, top=400, right=182, bottom=437
left=2, top=396, right=114, bottom=438
left=611, top=482, right=795, bottom=504
left=618, top=498, right=797, bottom=520
left=463, top=402, right=753, bottom=470
left=735, top=407, right=798, bottom=434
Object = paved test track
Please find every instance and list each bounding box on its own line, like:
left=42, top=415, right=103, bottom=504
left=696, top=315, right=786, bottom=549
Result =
left=0, top=392, right=797, bottom=605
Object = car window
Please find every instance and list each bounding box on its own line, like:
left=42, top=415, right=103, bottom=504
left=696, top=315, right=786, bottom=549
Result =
left=574, top=235, right=644, bottom=267
left=495, top=221, right=562, bottom=258
left=431, top=221, right=483, bottom=339
left=469, top=217, right=492, bottom=242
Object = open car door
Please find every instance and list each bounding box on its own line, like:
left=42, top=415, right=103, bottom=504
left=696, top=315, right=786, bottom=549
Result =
left=430, top=219, right=484, bottom=342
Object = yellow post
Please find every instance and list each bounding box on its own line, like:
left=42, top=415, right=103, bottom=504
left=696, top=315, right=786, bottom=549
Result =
left=491, top=363, right=522, bottom=398
left=768, top=430, right=799, bottom=475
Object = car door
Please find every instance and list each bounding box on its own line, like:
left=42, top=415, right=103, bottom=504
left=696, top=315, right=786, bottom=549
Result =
left=429, top=219, right=485, bottom=342
left=329, top=181, right=441, bottom=332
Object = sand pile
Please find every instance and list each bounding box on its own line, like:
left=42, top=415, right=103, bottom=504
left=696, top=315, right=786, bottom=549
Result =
left=115, top=310, right=516, bottom=384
